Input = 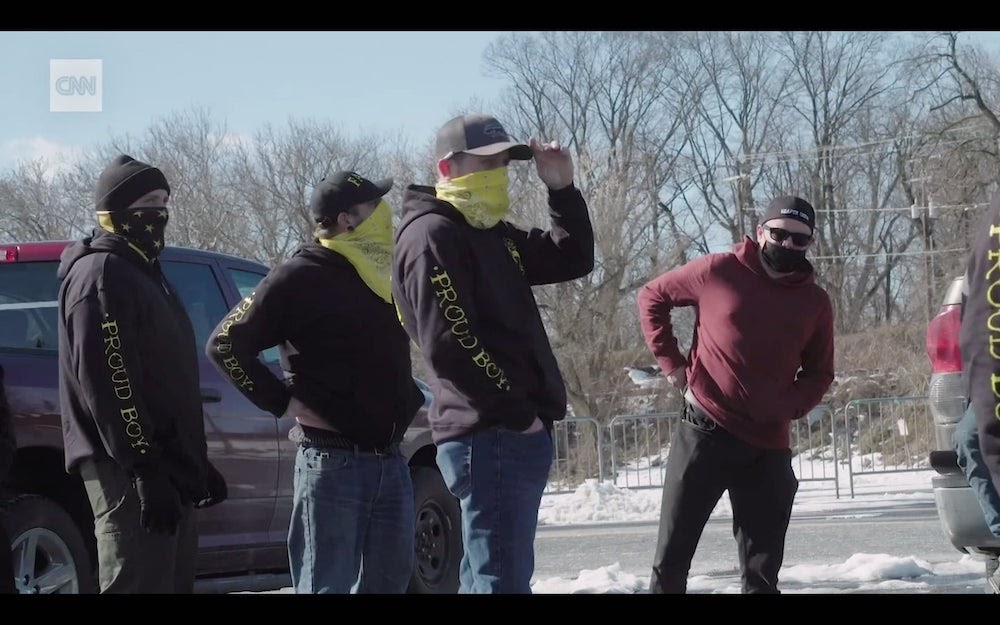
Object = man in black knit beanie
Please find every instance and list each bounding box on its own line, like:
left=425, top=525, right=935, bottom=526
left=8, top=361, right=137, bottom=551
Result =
left=56, top=154, right=227, bottom=593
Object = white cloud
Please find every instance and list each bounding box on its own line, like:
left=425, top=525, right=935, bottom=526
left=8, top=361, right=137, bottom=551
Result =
left=0, top=137, right=85, bottom=177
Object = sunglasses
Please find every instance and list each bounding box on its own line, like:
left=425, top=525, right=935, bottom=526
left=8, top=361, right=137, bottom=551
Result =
left=762, top=224, right=812, bottom=247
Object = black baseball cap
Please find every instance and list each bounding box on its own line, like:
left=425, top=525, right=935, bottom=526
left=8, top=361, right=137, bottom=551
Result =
left=309, top=171, right=393, bottom=222
left=435, top=114, right=533, bottom=162
left=760, top=195, right=816, bottom=234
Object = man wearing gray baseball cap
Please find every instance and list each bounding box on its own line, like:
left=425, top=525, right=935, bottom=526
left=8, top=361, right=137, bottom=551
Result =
left=391, top=114, right=595, bottom=593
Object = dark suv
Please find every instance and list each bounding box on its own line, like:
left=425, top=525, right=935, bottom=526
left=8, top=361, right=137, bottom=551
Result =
left=926, top=275, right=1000, bottom=585
left=0, top=241, right=461, bottom=594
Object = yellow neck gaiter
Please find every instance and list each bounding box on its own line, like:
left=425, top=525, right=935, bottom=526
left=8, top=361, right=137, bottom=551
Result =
left=318, top=200, right=393, bottom=304
left=435, top=166, right=510, bottom=229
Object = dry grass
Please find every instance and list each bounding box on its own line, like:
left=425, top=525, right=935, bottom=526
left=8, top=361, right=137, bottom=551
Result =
left=827, top=322, right=929, bottom=404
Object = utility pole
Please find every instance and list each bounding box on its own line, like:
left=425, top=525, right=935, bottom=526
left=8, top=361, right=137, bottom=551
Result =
left=904, top=153, right=943, bottom=323
left=723, top=172, right=750, bottom=239
left=885, top=238, right=892, bottom=324
left=908, top=174, right=938, bottom=323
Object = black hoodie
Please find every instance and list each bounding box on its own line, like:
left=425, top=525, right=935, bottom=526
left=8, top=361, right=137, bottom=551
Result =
left=56, top=229, right=210, bottom=502
left=391, top=184, right=594, bottom=443
left=960, top=195, right=1000, bottom=492
left=205, top=243, right=423, bottom=449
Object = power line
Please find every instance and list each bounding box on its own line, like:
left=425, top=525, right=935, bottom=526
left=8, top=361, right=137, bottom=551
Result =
left=811, top=247, right=968, bottom=262
left=739, top=128, right=995, bottom=167
left=816, top=201, right=989, bottom=215
left=701, top=195, right=989, bottom=215
left=705, top=127, right=996, bottom=180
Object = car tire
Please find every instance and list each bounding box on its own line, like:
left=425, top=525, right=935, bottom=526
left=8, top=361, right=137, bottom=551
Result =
left=409, top=465, right=461, bottom=594
left=1, top=494, right=97, bottom=594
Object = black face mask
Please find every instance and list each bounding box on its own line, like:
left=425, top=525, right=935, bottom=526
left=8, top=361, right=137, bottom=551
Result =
left=761, top=242, right=808, bottom=274
left=100, top=206, right=169, bottom=261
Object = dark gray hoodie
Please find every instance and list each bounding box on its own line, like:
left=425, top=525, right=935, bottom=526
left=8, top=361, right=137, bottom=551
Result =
left=960, top=195, right=1000, bottom=494
left=391, top=183, right=594, bottom=443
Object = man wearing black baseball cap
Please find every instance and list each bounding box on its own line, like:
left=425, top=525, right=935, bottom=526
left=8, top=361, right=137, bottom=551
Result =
left=206, top=170, right=424, bottom=594
left=637, top=194, right=834, bottom=594
left=308, top=170, right=394, bottom=225
left=57, top=154, right=227, bottom=593
left=391, top=114, right=595, bottom=593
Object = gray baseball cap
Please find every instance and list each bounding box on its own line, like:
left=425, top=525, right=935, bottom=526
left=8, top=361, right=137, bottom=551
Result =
left=435, top=114, right=533, bottom=161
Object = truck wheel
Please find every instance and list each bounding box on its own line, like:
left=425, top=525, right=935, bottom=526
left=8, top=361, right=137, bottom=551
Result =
left=1, top=494, right=97, bottom=594
left=409, top=466, right=461, bottom=594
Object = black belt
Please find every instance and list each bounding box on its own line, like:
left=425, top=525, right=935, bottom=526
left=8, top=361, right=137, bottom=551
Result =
left=682, top=399, right=717, bottom=431
left=289, top=424, right=399, bottom=456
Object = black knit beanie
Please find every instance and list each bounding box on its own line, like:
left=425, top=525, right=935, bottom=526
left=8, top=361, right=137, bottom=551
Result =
left=94, top=154, right=170, bottom=212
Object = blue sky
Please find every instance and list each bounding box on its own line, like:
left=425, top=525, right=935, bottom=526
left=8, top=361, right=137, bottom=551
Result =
left=3, top=31, right=1000, bottom=174
left=0, top=31, right=513, bottom=169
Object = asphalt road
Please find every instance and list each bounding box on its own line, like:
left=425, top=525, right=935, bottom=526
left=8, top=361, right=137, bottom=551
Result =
left=532, top=500, right=990, bottom=593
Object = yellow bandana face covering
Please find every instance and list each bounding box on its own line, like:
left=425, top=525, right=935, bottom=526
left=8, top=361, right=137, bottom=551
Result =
left=435, top=166, right=511, bottom=229
left=318, top=200, right=393, bottom=303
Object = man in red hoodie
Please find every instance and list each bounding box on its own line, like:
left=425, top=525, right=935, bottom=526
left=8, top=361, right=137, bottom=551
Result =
left=637, top=195, right=834, bottom=594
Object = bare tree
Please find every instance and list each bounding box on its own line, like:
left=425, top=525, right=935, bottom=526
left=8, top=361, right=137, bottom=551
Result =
left=211, top=118, right=402, bottom=266
left=770, top=31, right=910, bottom=332
left=667, top=31, right=796, bottom=252
left=120, top=108, right=244, bottom=254
left=484, top=31, right=689, bottom=419
left=10, top=31, right=1000, bottom=411
left=905, top=31, right=1000, bottom=314
left=0, top=157, right=93, bottom=243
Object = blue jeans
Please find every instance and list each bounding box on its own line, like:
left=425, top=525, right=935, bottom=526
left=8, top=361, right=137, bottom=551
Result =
left=955, top=404, right=1000, bottom=537
left=287, top=444, right=414, bottom=593
left=436, top=426, right=553, bottom=594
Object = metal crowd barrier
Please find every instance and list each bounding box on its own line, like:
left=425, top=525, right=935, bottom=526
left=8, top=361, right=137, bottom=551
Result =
left=841, top=396, right=935, bottom=498
left=607, top=411, right=677, bottom=491
left=547, top=416, right=604, bottom=494
left=547, top=403, right=853, bottom=498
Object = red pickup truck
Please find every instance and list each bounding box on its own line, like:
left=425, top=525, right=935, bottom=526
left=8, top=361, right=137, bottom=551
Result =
left=0, top=241, right=461, bottom=594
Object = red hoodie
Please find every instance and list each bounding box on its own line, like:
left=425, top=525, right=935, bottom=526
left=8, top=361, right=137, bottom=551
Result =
left=637, top=237, right=835, bottom=449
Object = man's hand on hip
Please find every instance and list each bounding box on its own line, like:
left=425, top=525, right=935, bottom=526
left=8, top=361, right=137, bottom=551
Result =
left=666, top=367, right=687, bottom=390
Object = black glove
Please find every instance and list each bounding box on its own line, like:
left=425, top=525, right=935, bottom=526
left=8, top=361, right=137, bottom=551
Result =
left=133, top=470, right=182, bottom=534
left=195, top=461, right=228, bottom=509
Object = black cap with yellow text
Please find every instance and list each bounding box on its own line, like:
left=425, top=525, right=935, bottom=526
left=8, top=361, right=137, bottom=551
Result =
left=309, top=171, right=393, bottom=222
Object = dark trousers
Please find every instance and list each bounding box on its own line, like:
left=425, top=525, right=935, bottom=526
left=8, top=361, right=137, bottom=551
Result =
left=80, top=458, right=197, bottom=594
left=649, top=402, right=798, bottom=594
